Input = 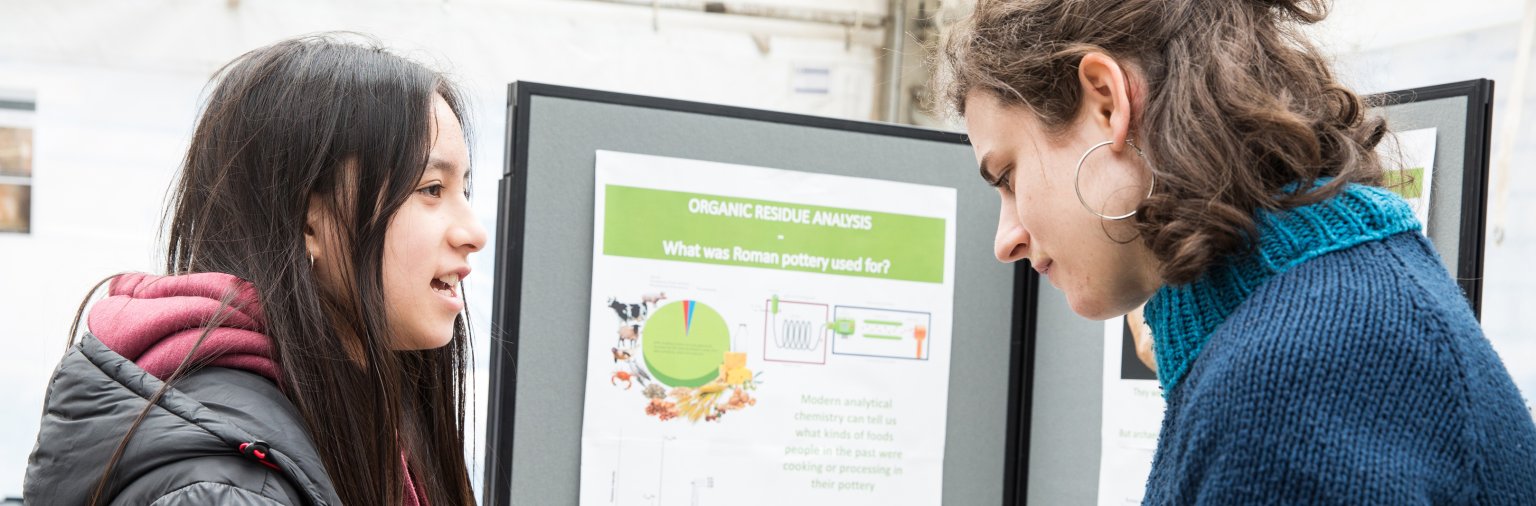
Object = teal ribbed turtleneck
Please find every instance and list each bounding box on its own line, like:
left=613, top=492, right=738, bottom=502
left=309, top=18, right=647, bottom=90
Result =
left=1142, top=183, right=1422, bottom=394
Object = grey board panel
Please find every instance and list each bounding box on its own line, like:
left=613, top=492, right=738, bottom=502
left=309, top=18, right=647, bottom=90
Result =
left=1371, top=95, right=1470, bottom=274
left=1025, top=283, right=1103, bottom=506
left=503, top=92, right=1019, bottom=505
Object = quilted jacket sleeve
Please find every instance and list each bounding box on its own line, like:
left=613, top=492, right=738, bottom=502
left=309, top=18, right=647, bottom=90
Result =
left=110, top=455, right=303, bottom=506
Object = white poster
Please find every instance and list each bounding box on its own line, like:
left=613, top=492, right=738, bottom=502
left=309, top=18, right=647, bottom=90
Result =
left=1097, top=314, right=1165, bottom=506
left=579, top=150, right=958, bottom=505
left=1378, top=127, right=1438, bottom=232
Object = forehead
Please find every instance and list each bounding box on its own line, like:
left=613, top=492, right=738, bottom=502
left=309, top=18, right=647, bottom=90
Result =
left=964, top=91, right=1039, bottom=148
left=426, top=95, right=469, bottom=174
left=428, top=94, right=463, bottom=143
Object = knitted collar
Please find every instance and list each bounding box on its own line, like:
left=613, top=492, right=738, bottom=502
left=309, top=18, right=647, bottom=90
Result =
left=1143, top=183, right=1422, bottom=394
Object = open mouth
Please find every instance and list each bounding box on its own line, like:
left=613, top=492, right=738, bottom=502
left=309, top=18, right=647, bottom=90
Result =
left=431, top=273, right=459, bottom=298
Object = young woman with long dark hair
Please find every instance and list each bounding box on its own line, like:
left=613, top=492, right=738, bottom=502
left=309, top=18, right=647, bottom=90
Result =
left=938, top=0, right=1536, bottom=503
left=25, top=34, right=485, bottom=504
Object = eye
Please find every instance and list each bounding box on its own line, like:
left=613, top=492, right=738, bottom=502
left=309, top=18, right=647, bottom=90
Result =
left=991, top=168, right=1014, bottom=192
left=418, top=184, right=444, bottom=198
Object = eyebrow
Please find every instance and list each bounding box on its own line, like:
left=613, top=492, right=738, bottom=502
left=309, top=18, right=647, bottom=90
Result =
left=426, top=157, right=471, bottom=183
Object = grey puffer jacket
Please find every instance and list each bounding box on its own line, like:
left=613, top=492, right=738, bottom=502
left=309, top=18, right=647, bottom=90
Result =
left=25, top=333, right=342, bottom=505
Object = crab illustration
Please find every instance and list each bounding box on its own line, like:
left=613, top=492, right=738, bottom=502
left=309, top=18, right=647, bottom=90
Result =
left=612, top=370, right=635, bottom=390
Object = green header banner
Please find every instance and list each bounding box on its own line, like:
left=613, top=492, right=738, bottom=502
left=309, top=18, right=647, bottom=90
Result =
left=603, top=185, right=946, bottom=283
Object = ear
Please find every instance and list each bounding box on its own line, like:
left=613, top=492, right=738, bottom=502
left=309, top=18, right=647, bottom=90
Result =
left=1076, top=52, right=1134, bottom=153
left=305, top=193, right=327, bottom=263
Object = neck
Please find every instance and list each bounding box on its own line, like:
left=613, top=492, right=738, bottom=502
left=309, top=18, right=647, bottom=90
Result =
left=1143, top=183, right=1421, bottom=394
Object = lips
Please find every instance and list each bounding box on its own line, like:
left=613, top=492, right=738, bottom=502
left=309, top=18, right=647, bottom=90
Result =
left=431, top=268, right=469, bottom=300
left=430, top=274, right=458, bottom=299
left=1033, top=258, right=1053, bottom=275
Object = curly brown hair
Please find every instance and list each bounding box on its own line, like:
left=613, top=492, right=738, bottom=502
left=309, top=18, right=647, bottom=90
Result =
left=935, top=0, right=1388, bottom=285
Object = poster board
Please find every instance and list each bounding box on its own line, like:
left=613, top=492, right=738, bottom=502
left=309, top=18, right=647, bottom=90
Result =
left=1368, top=79, right=1494, bottom=314
left=484, top=83, right=1031, bottom=505
left=1023, top=79, right=1495, bottom=505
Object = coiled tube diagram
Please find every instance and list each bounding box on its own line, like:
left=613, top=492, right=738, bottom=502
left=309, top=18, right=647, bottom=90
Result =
left=773, top=318, right=821, bottom=351
left=764, top=296, right=829, bottom=363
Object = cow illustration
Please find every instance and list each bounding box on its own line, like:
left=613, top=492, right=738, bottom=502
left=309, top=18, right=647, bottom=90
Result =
left=607, top=298, right=647, bottom=323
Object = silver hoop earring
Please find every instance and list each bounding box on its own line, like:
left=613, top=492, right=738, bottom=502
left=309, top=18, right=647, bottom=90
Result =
left=309, top=254, right=315, bottom=268
left=1075, top=139, right=1155, bottom=221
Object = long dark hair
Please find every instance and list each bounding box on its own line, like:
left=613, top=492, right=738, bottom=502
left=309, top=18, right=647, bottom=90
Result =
left=936, top=0, right=1387, bottom=284
left=86, top=33, right=474, bottom=504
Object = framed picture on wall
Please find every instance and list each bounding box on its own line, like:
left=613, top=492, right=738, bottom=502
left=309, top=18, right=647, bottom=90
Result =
left=0, top=92, right=35, bottom=234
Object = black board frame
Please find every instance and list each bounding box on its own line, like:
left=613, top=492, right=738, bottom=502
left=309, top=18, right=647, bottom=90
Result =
left=1366, top=78, right=1494, bottom=317
left=484, top=81, right=1038, bottom=506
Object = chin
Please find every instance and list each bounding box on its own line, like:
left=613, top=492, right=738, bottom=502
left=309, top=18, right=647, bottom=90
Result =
left=1066, top=292, right=1131, bottom=321
left=1068, top=300, right=1114, bottom=321
left=397, top=327, right=456, bottom=351
left=420, top=330, right=456, bottom=350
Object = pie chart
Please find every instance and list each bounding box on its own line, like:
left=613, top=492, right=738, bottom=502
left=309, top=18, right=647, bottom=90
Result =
left=642, top=300, right=731, bottom=388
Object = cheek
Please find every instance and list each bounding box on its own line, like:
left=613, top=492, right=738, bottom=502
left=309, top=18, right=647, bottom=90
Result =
left=1014, top=152, right=1081, bottom=224
left=381, top=208, right=438, bottom=282
left=1009, top=166, right=1052, bottom=216
left=1011, top=181, right=1073, bottom=239
left=381, top=226, right=422, bottom=294
left=380, top=231, right=416, bottom=328
left=379, top=210, right=445, bottom=345
left=1071, top=241, right=1154, bottom=317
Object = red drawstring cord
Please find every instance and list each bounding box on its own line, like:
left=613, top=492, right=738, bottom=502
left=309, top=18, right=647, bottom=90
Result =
left=238, top=441, right=280, bottom=471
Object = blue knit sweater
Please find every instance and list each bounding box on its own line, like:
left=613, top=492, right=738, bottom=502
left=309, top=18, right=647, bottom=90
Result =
left=1141, top=184, right=1536, bottom=504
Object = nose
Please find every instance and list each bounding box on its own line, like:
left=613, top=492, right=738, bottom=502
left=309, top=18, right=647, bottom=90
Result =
left=451, top=203, right=488, bottom=253
left=994, top=196, right=1029, bottom=263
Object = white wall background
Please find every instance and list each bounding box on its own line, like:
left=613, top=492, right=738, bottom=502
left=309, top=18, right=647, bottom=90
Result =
left=0, top=0, right=1531, bottom=501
